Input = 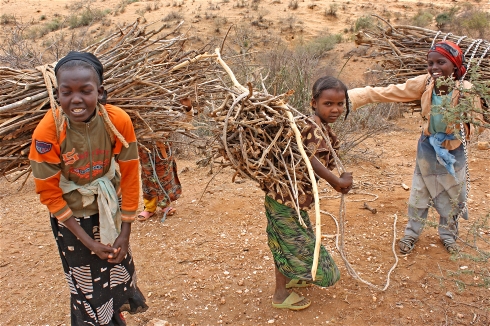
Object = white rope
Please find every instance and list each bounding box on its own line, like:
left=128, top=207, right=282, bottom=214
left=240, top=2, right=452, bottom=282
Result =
left=282, top=106, right=399, bottom=291
left=442, top=32, right=452, bottom=41
left=456, top=36, right=467, bottom=45
left=320, top=190, right=378, bottom=202
left=322, top=209, right=399, bottom=291
left=431, top=31, right=442, bottom=47
left=311, top=119, right=398, bottom=291
left=452, top=38, right=483, bottom=224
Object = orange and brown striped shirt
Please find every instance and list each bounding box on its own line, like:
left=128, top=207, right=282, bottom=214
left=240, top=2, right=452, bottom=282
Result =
left=29, top=104, right=140, bottom=222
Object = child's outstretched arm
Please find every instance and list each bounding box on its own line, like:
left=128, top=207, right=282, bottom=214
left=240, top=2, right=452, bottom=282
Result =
left=311, top=156, right=353, bottom=194
left=348, top=74, right=428, bottom=110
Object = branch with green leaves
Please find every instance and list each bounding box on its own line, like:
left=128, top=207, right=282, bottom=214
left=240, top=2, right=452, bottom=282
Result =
left=432, top=64, right=490, bottom=134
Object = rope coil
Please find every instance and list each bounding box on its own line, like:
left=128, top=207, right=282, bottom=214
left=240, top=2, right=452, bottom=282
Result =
left=316, top=121, right=399, bottom=292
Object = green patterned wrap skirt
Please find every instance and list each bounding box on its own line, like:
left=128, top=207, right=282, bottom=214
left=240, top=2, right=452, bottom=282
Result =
left=265, top=195, right=340, bottom=287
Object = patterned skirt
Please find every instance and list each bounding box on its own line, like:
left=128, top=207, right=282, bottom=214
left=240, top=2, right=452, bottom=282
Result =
left=264, top=196, right=340, bottom=287
left=138, top=142, right=182, bottom=208
left=51, top=214, right=148, bottom=326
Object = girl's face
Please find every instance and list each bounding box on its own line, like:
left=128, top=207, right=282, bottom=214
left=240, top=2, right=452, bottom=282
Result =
left=312, top=88, right=345, bottom=123
left=427, top=51, right=456, bottom=80
left=56, top=66, right=104, bottom=123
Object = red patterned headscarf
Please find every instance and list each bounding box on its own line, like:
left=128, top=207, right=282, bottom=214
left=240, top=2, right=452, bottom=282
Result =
left=428, top=41, right=466, bottom=79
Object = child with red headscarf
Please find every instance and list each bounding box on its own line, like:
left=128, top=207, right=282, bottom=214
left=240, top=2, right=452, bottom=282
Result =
left=347, top=41, right=485, bottom=254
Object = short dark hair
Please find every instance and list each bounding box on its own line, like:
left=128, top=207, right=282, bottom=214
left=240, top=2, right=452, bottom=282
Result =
left=56, top=60, right=102, bottom=86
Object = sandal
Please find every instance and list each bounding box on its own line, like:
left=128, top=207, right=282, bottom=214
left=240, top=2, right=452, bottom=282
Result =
left=272, top=292, right=311, bottom=310
left=136, top=210, right=154, bottom=222
left=286, top=279, right=312, bottom=289
left=161, top=206, right=176, bottom=223
left=442, top=240, right=460, bottom=254
left=398, top=235, right=418, bottom=254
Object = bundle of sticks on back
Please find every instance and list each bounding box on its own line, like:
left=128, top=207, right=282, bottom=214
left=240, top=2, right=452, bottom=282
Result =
left=355, top=20, right=490, bottom=86
left=211, top=54, right=312, bottom=209
left=211, top=48, right=326, bottom=279
left=0, top=18, right=219, bottom=177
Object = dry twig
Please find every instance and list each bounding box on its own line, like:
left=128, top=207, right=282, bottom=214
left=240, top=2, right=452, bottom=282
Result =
left=0, top=19, right=220, bottom=176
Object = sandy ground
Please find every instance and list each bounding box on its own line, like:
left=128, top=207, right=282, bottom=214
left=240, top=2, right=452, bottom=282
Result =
left=1, top=0, right=490, bottom=325
left=1, top=116, right=489, bottom=325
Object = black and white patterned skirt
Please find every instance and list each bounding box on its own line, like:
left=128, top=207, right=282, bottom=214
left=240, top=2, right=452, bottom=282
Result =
left=51, top=214, right=148, bottom=326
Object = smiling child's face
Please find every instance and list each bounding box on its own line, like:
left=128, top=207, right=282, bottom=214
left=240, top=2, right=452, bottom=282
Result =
left=312, top=88, right=346, bottom=123
left=427, top=51, right=456, bottom=81
left=56, top=66, right=104, bottom=123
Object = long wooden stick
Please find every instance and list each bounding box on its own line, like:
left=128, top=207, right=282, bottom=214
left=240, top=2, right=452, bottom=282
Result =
left=212, top=48, right=322, bottom=279
left=214, top=48, right=248, bottom=93
left=284, top=108, right=321, bottom=281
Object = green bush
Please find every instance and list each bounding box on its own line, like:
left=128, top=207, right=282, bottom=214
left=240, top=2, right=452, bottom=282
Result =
left=436, top=13, right=451, bottom=29
left=0, top=14, right=16, bottom=25
left=325, top=4, right=338, bottom=17
left=69, top=8, right=108, bottom=28
left=459, top=10, right=489, bottom=38
left=304, top=34, right=342, bottom=57
left=45, top=18, right=62, bottom=32
left=448, top=8, right=490, bottom=38
left=28, top=18, right=63, bottom=38
left=412, top=10, right=433, bottom=27
left=354, top=15, right=373, bottom=32
left=435, top=6, right=458, bottom=29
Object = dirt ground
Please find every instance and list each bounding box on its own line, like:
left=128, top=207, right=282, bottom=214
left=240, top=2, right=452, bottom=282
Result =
left=1, top=114, right=489, bottom=326
left=1, top=0, right=490, bottom=325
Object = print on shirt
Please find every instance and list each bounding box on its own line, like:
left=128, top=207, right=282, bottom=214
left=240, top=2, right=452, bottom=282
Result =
left=62, top=148, right=80, bottom=165
left=70, top=159, right=110, bottom=179
left=35, top=140, right=52, bottom=154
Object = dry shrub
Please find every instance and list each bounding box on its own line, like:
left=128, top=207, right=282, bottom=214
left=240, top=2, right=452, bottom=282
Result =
left=234, top=0, right=247, bottom=8
left=452, top=8, right=490, bottom=39
left=255, top=34, right=341, bottom=111
left=0, top=17, right=106, bottom=68
left=288, top=0, right=298, bottom=10
left=0, top=14, right=17, bottom=25
left=0, top=22, right=43, bottom=68
left=114, top=0, right=140, bottom=15
left=214, top=16, right=228, bottom=33
left=222, top=25, right=341, bottom=110
left=41, top=28, right=96, bottom=62
left=177, top=120, right=218, bottom=160
left=162, top=11, right=183, bottom=21
left=325, top=4, right=338, bottom=17
left=331, top=102, right=404, bottom=161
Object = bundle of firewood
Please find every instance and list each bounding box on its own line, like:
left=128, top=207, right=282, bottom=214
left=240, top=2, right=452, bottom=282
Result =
left=355, top=22, right=490, bottom=86
left=0, top=19, right=220, bottom=177
left=210, top=48, right=329, bottom=278
left=210, top=50, right=323, bottom=208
